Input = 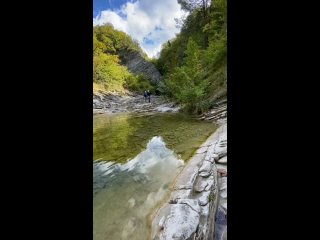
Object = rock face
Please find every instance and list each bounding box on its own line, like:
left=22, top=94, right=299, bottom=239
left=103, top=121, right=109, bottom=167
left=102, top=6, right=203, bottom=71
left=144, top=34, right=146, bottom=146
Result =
left=151, top=122, right=227, bottom=240
left=119, top=50, right=162, bottom=84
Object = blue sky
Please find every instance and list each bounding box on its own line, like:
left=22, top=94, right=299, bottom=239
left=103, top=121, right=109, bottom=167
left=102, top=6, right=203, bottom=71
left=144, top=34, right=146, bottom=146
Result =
left=93, top=0, right=129, bottom=17
left=93, top=0, right=187, bottom=58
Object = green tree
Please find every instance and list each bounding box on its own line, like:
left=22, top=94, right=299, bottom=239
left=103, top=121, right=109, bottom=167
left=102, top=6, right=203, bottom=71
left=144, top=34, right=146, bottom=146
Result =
left=155, top=0, right=227, bottom=113
left=165, top=38, right=209, bottom=113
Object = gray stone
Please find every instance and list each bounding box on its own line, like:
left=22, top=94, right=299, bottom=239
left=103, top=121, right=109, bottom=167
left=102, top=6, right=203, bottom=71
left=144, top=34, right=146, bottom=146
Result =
left=199, top=171, right=212, bottom=178
left=159, top=203, right=200, bottom=240
left=198, top=191, right=211, bottom=206
left=194, top=176, right=215, bottom=193
left=177, top=199, right=201, bottom=213
left=159, top=216, right=165, bottom=230
left=220, top=189, right=227, bottom=199
left=170, top=189, right=191, bottom=202
left=216, top=156, right=227, bottom=164
left=198, top=161, right=212, bottom=175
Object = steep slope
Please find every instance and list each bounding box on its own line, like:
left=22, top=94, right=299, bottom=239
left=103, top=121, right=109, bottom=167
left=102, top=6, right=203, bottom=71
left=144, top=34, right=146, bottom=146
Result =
left=93, top=24, right=162, bottom=94
left=119, top=50, right=162, bottom=84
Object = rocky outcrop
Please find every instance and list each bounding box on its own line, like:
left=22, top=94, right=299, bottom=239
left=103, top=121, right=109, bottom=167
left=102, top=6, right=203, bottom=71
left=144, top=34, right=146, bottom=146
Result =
left=151, top=122, right=227, bottom=240
left=119, top=50, right=162, bottom=84
left=200, top=100, right=227, bottom=122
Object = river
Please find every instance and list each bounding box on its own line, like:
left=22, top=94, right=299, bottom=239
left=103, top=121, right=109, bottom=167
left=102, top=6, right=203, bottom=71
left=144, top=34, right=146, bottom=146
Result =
left=93, top=112, right=216, bottom=240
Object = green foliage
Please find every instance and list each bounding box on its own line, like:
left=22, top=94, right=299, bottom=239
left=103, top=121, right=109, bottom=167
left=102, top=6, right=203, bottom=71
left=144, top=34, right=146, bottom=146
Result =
left=93, top=24, right=151, bottom=93
left=124, top=74, right=156, bottom=93
left=164, top=38, right=210, bottom=113
left=156, top=0, right=227, bottom=114
left=93, top=53, right=130, bottom=91
left=208, top=193, right=215, bottom=202
left=178, top=0, right=211, bottom=14
left=93, top=24, right=145, bottom=55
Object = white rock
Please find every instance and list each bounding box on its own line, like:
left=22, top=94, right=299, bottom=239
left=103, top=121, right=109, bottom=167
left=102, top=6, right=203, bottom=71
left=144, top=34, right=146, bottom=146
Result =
left=195, top=176, right=215, bottom=193
left=177, top=199, right=201, bottom=213
left=217, top=156, right=227, bottom=163
left=199, top=161, right=212, bottom=174
left=199, top=171, right=212, bottom=177
left=159, top=204, right=200, bottom=240
left=159, top=216, right=165, bottom=229
left=198, top=192, right=211, bottom=206
left=220, top=189, right=227, bottom=199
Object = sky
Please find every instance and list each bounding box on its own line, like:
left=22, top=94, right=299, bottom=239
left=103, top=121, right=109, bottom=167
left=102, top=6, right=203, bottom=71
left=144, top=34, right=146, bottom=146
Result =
left=93, top=0, right=186, bottom=58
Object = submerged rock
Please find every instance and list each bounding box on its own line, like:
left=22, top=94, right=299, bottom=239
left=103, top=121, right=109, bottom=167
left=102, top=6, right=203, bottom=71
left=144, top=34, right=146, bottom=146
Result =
left=122, top=217, right=141, bottom=239
left=128, top=198, right=136, bottom=208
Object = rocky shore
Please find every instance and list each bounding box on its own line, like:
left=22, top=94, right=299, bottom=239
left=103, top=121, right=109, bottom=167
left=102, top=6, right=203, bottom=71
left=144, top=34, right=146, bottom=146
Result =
left=93, top=93, right=180, bottom=115
left=199, top=100, right=227, bottom=122
left=150, top=115, right=227, bottom=240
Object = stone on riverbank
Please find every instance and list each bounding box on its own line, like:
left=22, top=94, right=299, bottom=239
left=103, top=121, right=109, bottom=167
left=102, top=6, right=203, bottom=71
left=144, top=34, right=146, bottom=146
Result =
left=151, top=122, right=227, bottom=240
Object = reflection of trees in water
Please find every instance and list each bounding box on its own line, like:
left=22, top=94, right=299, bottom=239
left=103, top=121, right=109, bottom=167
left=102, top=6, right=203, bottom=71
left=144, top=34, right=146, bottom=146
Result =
left=93, top=113, right=216, bottom=163
left=94, top=114, right=138, bottom=162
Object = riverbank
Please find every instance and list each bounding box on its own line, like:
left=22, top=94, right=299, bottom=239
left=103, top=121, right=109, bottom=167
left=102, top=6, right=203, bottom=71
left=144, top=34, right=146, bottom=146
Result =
left=93, top=93, right=181, bottom=115
left=150, top=115, right=227, bottom=240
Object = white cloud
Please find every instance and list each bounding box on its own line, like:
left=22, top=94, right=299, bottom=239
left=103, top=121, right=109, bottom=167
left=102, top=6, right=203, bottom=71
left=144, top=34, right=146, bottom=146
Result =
left=93, top=0, right=187, bottom=58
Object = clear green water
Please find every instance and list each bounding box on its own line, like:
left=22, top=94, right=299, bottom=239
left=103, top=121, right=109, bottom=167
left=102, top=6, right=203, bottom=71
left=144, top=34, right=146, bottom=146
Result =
left=93, top=112, right=216, bottom=240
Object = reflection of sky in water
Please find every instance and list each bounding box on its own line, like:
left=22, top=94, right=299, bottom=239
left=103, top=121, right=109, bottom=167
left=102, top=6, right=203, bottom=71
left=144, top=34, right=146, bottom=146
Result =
left=93, top=136, right=184, bottom=197
left=93, top=113, right=216, bottom=240
left=93, top=136, right=184, bottom=240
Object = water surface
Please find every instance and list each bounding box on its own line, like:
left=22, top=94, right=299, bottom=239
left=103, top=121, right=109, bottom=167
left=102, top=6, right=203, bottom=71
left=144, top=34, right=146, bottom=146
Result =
left=93, top=112, right=216, bottom=240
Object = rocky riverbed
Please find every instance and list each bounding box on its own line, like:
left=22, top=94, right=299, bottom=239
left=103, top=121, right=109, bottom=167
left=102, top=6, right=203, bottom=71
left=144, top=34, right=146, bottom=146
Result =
left=93, top=93, right=181, bottom=115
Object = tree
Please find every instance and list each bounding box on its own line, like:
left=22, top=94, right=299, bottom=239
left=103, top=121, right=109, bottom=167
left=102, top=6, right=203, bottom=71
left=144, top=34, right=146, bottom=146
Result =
left=156, top=0, right=227, bottom=113
left=178, top=0, right=210, bottom=12
left=164, top=38, right=209, bottom=113
left=178, top=0, right=211, bottom=47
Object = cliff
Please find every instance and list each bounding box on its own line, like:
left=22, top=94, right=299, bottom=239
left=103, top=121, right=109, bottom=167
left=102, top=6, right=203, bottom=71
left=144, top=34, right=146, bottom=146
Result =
left=119, top=50, right=162, bottom=85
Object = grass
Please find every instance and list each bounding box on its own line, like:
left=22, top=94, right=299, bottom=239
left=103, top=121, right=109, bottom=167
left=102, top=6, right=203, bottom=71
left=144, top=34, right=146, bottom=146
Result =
left=93, top=82, right=129, bottom=95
